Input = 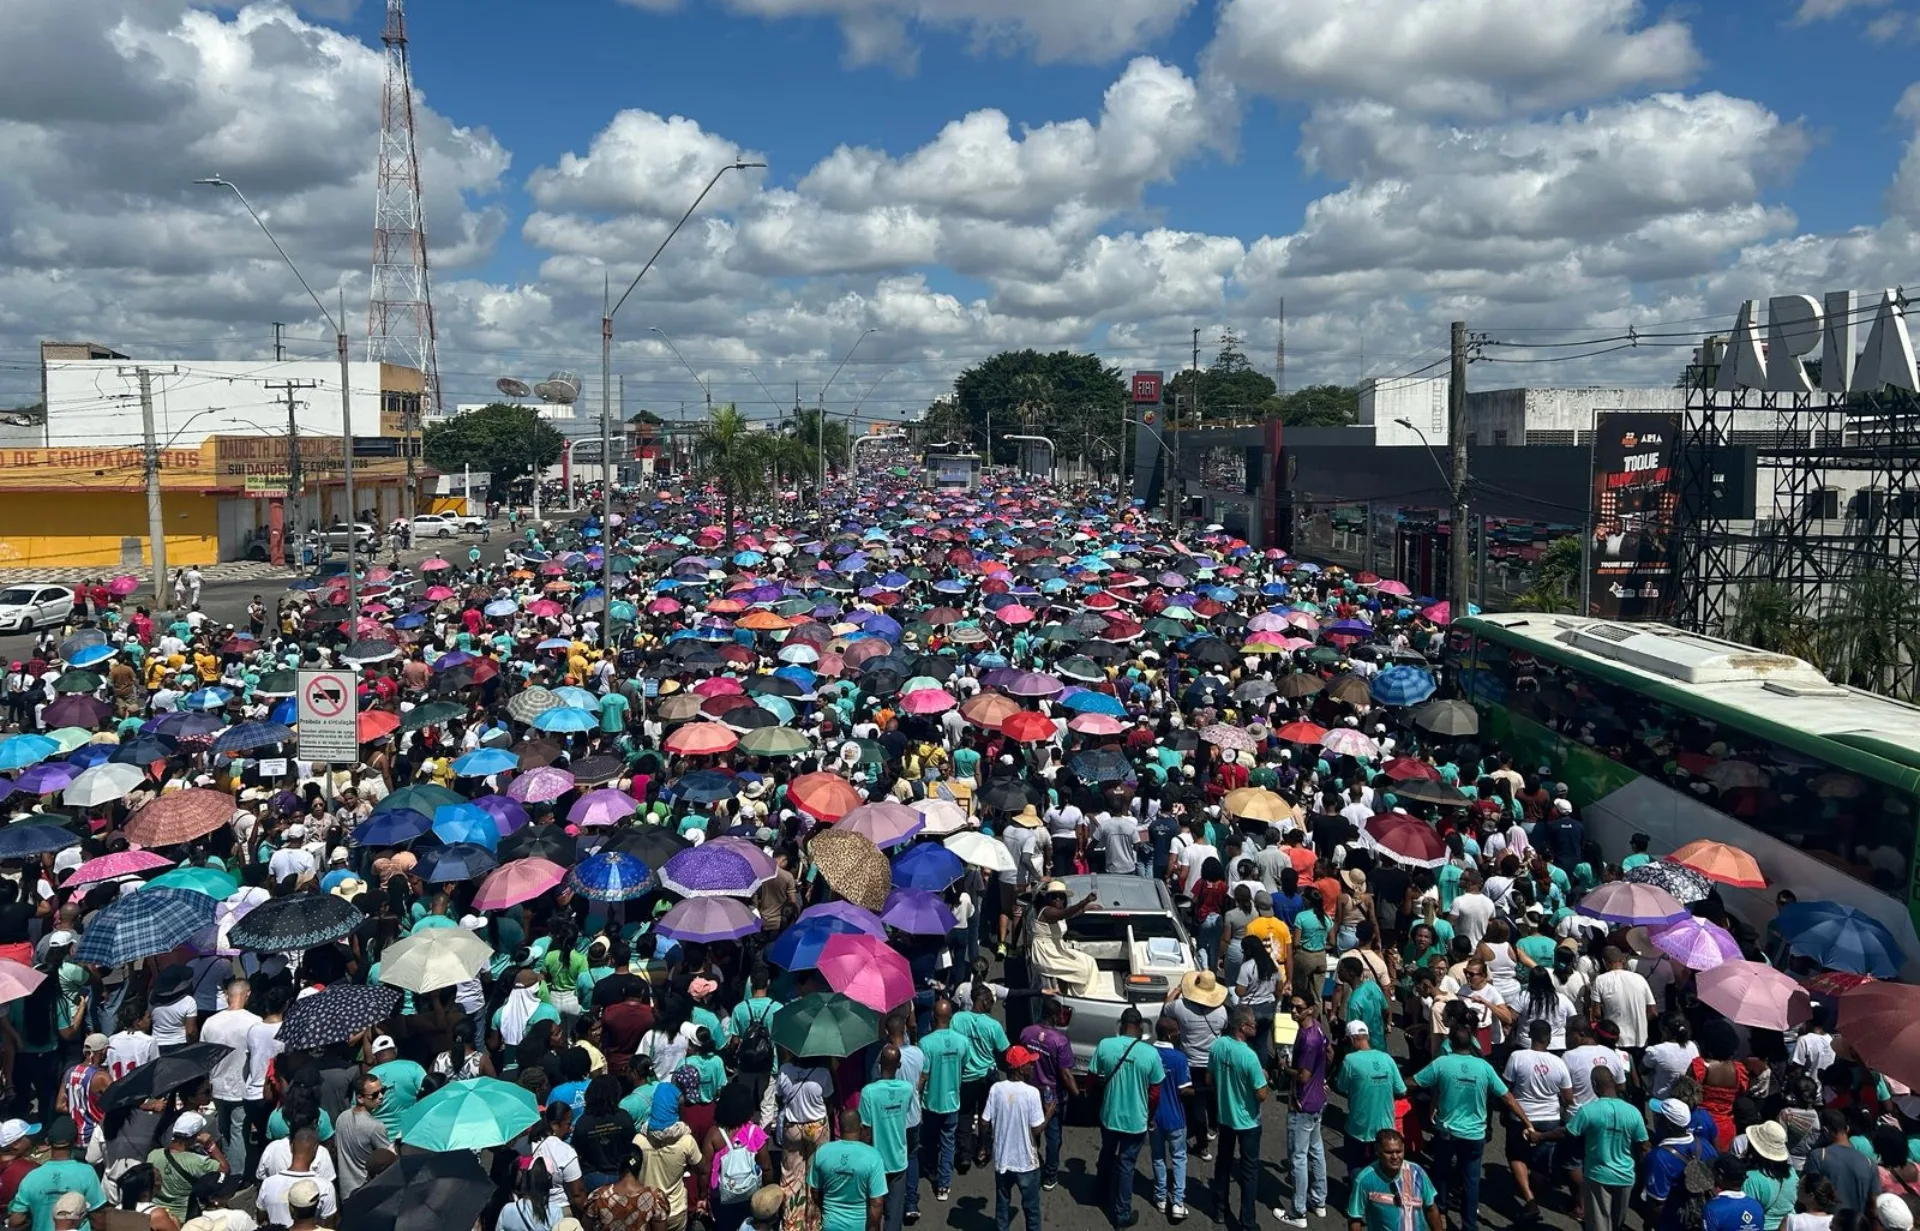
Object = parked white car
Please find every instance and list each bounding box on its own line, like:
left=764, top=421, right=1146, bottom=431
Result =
left=410, top=514, right=460, bottom=538
left=0, top=585, right=75, bottom=633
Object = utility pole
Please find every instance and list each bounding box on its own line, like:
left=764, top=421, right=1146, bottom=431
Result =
left=122, top=366, right=181, bottom=607
left=266, top=379, right=317, bottom=565
left=1448, top=319, right=1471, bottom=611
left=273, top=322, right=285, bottom=362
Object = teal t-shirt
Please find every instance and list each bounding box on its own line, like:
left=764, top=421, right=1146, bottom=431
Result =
left=370, top=1058, right=428, bottom=1134
left=808, top=1140, right=888, bottom=1231
left=1620, top=852, right=1651, bottom=872
left=1294, top=910, right=1331, bottom=953
left=1348, top=1161, right=1438, bottom=1231
left=620, top=1081, right=662, bottom=1126
left=1568, top=1096, right=1648, bottom=1187
left=1745, top=1171, right=1800, bottom=1231
left=1516, top=935, right=1557, bottom=967
left=1335, top=1049, right=1406, bottom=1143
left=1089, top=1034, right=1165, bottom=1135
left=1346, top=980, right=1388, bottom=1042
left=951, top=1010, right=1010, bottom=1083
left=919, top=1029, right=969, bottom=1115
left=1209, top=1036, right=1268, bottom=1131
left=1412, top=1052, right=1508, bottom=1141
left=730, top=998, right=781, bottom=1042
left=599, top=692, right=630, bottom=733
left=1435, top=864, right=1464, bottom=912
left=9, top=1160, right=103, bottom=1231
left=687, top=1053, right=728, bottom=1103
left=858, top=1078, right=915, bottom=1174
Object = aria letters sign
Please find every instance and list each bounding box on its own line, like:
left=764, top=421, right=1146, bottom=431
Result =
left=1717, top=289, right=1918, bottom=395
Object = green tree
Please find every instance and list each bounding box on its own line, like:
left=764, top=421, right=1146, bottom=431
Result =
left=787, top=408, right=852, bottom=481
left=1723, top=579, right=1819, bottom=661
left=1165, top=336, right=1279, bottom=426
left=1816, top=570, right=1920, bottom=697
left=952, top=350, right=1126, bottom=466
left=1508, top=536, right=1583, bottom=612
left=1269, top=384, right=1361, bottom=427
left=423, top=402, right=564, bottom=489
left=628, top=409, right=664, bottom=425
left=693, top=405, right=771, bottom=545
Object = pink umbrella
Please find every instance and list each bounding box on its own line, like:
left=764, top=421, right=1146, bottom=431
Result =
left=567, top=788, right=638, bottom=828
left=692, top=677, right=744, bottom=698
left=425, top=586, right=456, bottom=601
left=1697, top=960, right=1812, bottom=1030
left=1246, top=613, right=1288, bottom=633
left=817, top=932, right=915, bottom=1012
left=899, top=688, right=956, bottom=715
left=1375, top=579, right=1412, bottom=597
left=837, top=803, right=925, bottom=850
left=507, top=766, right=576, bottom=804
left=646, top=598, right=682, bottom=615
left=420, top=558, right=453, bottom=572
left=107, top=576, right=141, bottom=597
left=1649, top=917, right=1742, bottom=971
left=1423, top=602, right=1454, bottom=625
left=993, top=604, right=1036, bottom=625
left=473, top=857, right=569, bottom=910
left=1068, top=713, right=1127, bottom=736
left=65, top=849, right=173, bottom=888
left=1577, top=881, right=1690, bottom=927
left=0, top=959, right=47, bottom=1005
left=526, top=600, right=566, bottom=618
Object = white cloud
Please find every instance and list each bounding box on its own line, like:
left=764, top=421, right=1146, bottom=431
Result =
left=1794, top=0, right=1893, bottom=22
left=1206, top=0, right=1699, bottom=117
left=526, top=112, right=766, bottom=216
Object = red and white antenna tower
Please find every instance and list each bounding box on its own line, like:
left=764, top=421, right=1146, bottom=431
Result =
left=368, top=0, right=441, bottom=424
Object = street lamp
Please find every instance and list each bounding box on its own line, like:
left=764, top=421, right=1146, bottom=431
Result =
left=1395, top=416, right=1472, bottom=606
left=651, top=329, right=712, bottom=412
left=1126, top=416, right=1180, bottom=533
left=1003, top=434, right=1056, bottom=483
left=197, top=175, right=361, bottom=626
left=600, top=159, right=764, bottom=640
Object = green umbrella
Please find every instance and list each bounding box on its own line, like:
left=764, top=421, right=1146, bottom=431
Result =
left=608, top=556, right=637, bottom=575
left=53, top=671, right=104, bottom=695
left=401, top=702, right=465, bottom=733
left=397, top=1077, right=539, bottom=1150
left=739, top=727, right=810, bottom=757
left=148, top=867, right=239, bottom=898
left=43, top=729, right=92, bottom=755
left=1305, top=647, right=1342, bottom=666
left=383, top=784, right=464, bottom=814
left=771, top=992, right=879, bottom=1058
left=255, top=671, right=300, bottom=698
left=774, top=599, right=813, bottom=618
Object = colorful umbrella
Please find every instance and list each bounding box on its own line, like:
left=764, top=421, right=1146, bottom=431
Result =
left=278, top=982, right=402, bottom=1049
left=124, top=788, right=237, bottom=847
left=837, top=803, right=924, bottom=850
left=817, top=933, right=915, bottom=1011
left=1624, top=860, right=1713, bottom=904
left=1838, top=981, right=1920, bottom=1088
left=1576, top=881, right=1689, bottom=927
left=788, top=772, right=863, bottom=823
left=664, top=722, right=741, bottom=757
left=1696, top=959, right=1812, bottom=1030
left=506, top=766, right=575, bottom=804
left=890, top=843, right=965, bottom=891
left=772, top=991, right=882, bottom=1056
left=472, top=857, right=568, bottom=910
left=1361, top=812, right=1447, bottom=868
left=73, top=888, right=216, bottom=966
left=659, top=845, right=763, bottom=898
left=567, top=850, right=652, bottom=902
left=807, top=829, right=891, bottom=912
left=228, top=892, right=364, bottom=951
left=1775, top=901, right=1905, bottom=977
left=656, top=896, right=761, bottom=943
left=1667, top=841, right=1767, bottom=889
left=63, top=849, right=172, bottom=889
left=880, top=887, right=957, bottom=936
left=398, top=1076, right=541, bottom=1150
left=1648, top=917, right=1742, bottom=972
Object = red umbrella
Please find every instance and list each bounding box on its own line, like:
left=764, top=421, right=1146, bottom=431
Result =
left=1274, top=720, right=1329, bottom=743
left=1363, top=812, right=1447, bottom=867
left=664, top=722, right=740, bottom=757
left=1381, top=757, right=1440, bottom=782
left=1838, top=981, right=1920, bottom=1087
left=788, top=772, right=862, bottom=823
left=357, top=711, right=400, bottom=743
left=1000, top=711, right=1056, bottom=744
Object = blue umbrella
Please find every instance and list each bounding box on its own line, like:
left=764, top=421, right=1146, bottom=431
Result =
left=269, top=698, right=298, bottom=725
left=1776, top=901, right=1905, bottom=977
left=891, top=843, right=966, bottom=892
left=352, top=808, right=432, bottom=847
left=432, top=804, right=499, bottom=851
left=675, top=771, right=741, bottom=804
left=66, top=746, right=114, bottom=770
left=0, top=736, right=58, bottom=772
left=550, top=687, right=599, bottom=709
left=766, top=917, right=867, bottom=970
left=484, top=600, right=518, bottom=618
left=416, top=843, right=498, bottom=883
left=451, top=748, right=518, bottom=777
left=178, top=688, right=233, bottom=712
left=74, top=887, right=216, bottom=966
left=470, top=794, right=530, bottom=835
left=1369, top=666, right=1437, bottom=707
left=567, top=850, right=651, bottom=902
left=1060, top=690, right=1126, bottom=717
left=67, top=644, right=116, bottom=669
left=531, top=707, right=597, bottom=733
left=0, top=818, right=78, bottom=859
left=212, top=721, right=295, bottom=757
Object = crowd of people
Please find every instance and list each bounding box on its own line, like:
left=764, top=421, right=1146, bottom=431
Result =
left=0, top=470, right=1903, bottom=1231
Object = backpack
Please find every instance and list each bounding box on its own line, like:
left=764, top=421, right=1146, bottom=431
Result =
left=716, top=1131, right=762, bottom=1202
left=734, top=1004, right=775, bottom=1075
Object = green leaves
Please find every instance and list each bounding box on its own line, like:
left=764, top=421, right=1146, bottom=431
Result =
left=422, top=402, right=565, bottom=488
left=951, top=349, right=1127, bottom=465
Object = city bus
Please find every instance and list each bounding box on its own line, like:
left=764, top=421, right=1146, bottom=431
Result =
left=1450, top=612, right=1920, bottom=972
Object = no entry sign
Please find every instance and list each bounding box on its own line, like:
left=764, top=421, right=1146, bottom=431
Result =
left=297, top=668, right=359, bottom=763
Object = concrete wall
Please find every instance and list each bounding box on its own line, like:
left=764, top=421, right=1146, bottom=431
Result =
left=0, top=490, right=219, bottom=569
left=1358, top=376, right=1448, bottom=445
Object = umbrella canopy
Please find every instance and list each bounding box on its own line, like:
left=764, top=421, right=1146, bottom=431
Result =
left=73, top=888, right=217, bottom=966
left=836, top=802, right=924, bottom=850
left=656, top=896, right=761, bottom=943
left=397, top=1077, right=540, bottom=1151
left=944, top=830, right=1015, bottom=873
left=568, top=850, right=653, bottom=902
left=807, top=829, right=891, bottom=912
left=1222, top=788, right=1291, bottom=824
left=1624, top=860, right=1713, bottom=905
left=771, top=991, right=881, bottom=1057
left=1362, top=812, right=1448, bottom=868
left=788, top=772, right=862, bottom=823
left=377, top=927, right=493, bottom=993
left=817, top=933, right=915, bottom=1011
left=659, top=845, right=762, bottom=898
left=472, top=857, right=568, bottom=910
left=228, top=892, right=364, bottom=951
left=278, top=983, right=403, bottom=1050
left=1648, top=917, right=1742, bottom=972
left=338, top=1147, right=494, bottom=1231
left=100, top=1042, right=233, bottom=1110
left=910, top=799, right=973, bottom=837
left=1775, top=901, right=1905, bottom=977
left=567, top=788, right=639, bottom=827
left=0, top=819, right=80, bottom=860
left=767, top=917, right=869, bottom=970
left=880, top=887, right=957, bottom=936
left=63, top=849, right=171, bottom=889
left=1576, top=881, right=1689, bottom=927
left=1667, top=841, right=1767, bottom=889
left=1838, top=982, right=1920, bottom=1088
left=0, top=959, right=46, bottom=1005
left=124, top=788, right=236, bottom=847
left=1410, top=699, right=1479, bottom=736
left=62, top=762, right=146, bottom=808
left=1696, top=960, right=1812, bottom=1030
left=891, top=843, right=966, bottom=891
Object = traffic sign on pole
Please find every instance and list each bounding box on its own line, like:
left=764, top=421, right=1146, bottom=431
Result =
left=296, top=668, right=359, bottom=763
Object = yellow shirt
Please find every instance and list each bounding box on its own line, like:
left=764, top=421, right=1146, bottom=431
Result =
left=1247, top=916, right=1293, bottom=957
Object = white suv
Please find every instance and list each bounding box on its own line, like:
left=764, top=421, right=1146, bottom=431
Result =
left=0, top=586, right=75, bottom=633
left=410, top=514, right=459, bottom=538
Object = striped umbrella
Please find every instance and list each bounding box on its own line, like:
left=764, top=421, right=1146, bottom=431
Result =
left=1369, top=666, right=1437, bottom=707
left=74, top=888, right=217, bottom=966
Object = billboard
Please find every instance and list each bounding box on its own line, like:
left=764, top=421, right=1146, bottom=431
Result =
left=1131, top=371, right=1163, bottom=404
left=1588, top=412, right=1682, bottom=621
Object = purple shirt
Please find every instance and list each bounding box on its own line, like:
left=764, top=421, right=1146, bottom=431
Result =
left=1293, top=1020, right=1331, bottom=1113
left=1017, top=1024, right=1077, bottom=1096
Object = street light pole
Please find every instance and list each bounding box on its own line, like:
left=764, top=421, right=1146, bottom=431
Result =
left=197, top=175, right=360, bottom=628
left=599, top=160, right=763, bottom=642
left=652, top=328, right=712, bottom=413
left=1395, top=414, right=1471, bottom=608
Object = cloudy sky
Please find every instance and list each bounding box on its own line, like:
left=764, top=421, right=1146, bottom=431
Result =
left=2, top=0, right=1918, bottom=424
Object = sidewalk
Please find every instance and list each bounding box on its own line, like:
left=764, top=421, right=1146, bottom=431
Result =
left=0, top=560, right=298, bottom=585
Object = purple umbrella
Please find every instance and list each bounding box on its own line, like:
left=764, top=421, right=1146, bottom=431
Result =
left=17, top=762, right=79, bottom=795
left=836, top=803, right=924, bottom=850
left=703, top=836, right=776, bottom=880
left=567, top=789, right=639, bottom=828
left=470, top=794, right=531, bottom=835
left=796, top=901, right=887, bottom=938
left=1003, top=671, right=1063, bottom=698
left=1577, top=881, right=1689, bottom=927
left=655, top=896, right=760, bottom=943
left=881, top=888, right=956, bottom=936
left=1649, top=917, right=1742, bottom=972
left=659, top=845, right=764, bottom=898
left=506, top=766, right=575, bottom=804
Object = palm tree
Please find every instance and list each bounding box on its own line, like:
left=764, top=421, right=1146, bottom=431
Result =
left=788, top=409, right=850, bottom=483
left=1815, top=570, right=1920, bottom=697
left=693, top=405, right=770, bottom=546
left=1723, top=579, right=1819, bottom=661
left=1507, top=536, right=1581, bottom=613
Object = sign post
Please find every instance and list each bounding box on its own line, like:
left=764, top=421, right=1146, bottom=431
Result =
left=296, top=668, right=359, bottom=764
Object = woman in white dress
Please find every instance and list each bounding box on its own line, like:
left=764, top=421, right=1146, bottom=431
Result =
left=1030, top=880, right=1101, bottom=996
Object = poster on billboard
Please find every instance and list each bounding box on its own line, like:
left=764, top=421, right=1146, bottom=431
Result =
left=1588, top=412, right=1682, bottom=620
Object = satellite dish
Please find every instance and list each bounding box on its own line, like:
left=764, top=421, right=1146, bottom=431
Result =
left=533, top=371, right=581, bottom=404
left=496, top=377, right=533, bottom=398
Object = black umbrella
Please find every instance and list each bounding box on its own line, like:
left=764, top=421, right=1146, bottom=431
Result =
left=858, top=655, right=914, bottom=678
left=909, top=656, right=957, bottom=681
left=1185, top=638, right=1233, bottom=665
left=1068, top=748, right=1134, bottom=783
left=341, top=1148, right=493, bottom=1231
left=976, top=777, right=1041, bottom=812
left=1411, top=699, right=1480, bottom=737
left=1077, top=641, right=1127, bottom=663
left=612, top=825, right=692, bottom=867
left=569, top=755, right=623, bottom=785
left=859, top=669, right=905, bottom=697
left=744, top=675, right=806, bottom=698
left=498, top=825, right=577, bottom=865
left=277, top=983, right=402, bottom=1050
left=1391, top=778, right=1469, bottom=808
left=101, top=1042, right=233, bottom=1110
left=227, top=892, right=364, bottom=951
left=1164, top=729, right=1201, bottom=753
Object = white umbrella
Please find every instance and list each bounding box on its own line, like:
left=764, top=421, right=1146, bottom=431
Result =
left=62, top=762, right=146, bottom=808
left=912, top=799, right=973, bottom=837
left=377, top=927, right=492, bottom=994
left=944, top=831, right=1015, bottom=874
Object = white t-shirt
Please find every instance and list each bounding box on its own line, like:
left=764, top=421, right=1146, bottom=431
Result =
left=1451, top=894, right=1496, bottom=946
left=532, top=1136, right=583, bottom=1210
left=256, top=1168, right=337, bottom=1228
left=201, top=1008, right=262, bottom=1102
left=1791, top=1031, right=1836, bottom=1078
left=254, top=1140, right=338, bottom=1185
left=1502, top=1048, right=1572, bottom=1123
left=981, top=1080, right=1045, bottom=1175
left=244, top=1020, right=283, bottom=1102
left=1562, top=1044, right=1628, bottom=1107
left=776, top=1064, right=835, bottom=1126
left=1177, top=843, right=1219, bottom=894
left=150, top=996, right=197, bottom=1047
left=1590, top=969, right=1656, bottom=1048
left=106, top=1029, right=159, bottom=1080
left=1644, top=1040, right=1700, bottom=1100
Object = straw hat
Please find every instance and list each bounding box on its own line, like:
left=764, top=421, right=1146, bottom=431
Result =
left=1010, top=804, right=1044, bottom=828
left=1178, top=970, right=1229, bottom=1008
